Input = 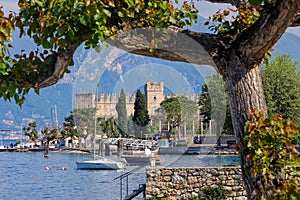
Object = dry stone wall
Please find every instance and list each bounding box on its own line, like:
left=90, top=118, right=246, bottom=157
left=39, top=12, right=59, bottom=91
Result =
left=146, top=166, right=299, bottom=200
left=146, top=167, right=247, bottom=200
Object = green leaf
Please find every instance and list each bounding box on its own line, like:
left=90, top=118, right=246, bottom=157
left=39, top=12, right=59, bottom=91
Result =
left=67, top=30, right=75, bottom=41
left=169, top=16, right=177, bottom=24
left=79, top=16, right=87, bottom=26
left=249, top=0, right=263, bottom=6
left=128, top=10, right=135, bottom=18
left=160, top=1, right=168, bottom=10
left=0, top=62, right=7, bottom=75
left=42, top=40, right=52, bottom=49
left=34, top=88, right=40, bottom=95
left=103, top=9, right=111, bottom=17
left=118, top=11, right=124, bottom=18
left=94, top=45, right=102, bottom=53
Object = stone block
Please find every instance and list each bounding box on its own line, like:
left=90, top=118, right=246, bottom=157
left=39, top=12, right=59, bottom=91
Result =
left=164, top=176, right=171, bottom=182
left=162, top=169, right=173, bottom=176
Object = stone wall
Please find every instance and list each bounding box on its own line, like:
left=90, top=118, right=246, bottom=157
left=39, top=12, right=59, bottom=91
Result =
left=146, top=167, right=247, bottom=200
left=146, top=166, right=300, bottom=200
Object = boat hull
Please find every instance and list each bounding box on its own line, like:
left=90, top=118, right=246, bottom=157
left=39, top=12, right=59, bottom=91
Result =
left=121, top=155, right=161, bottom=166
left=76, top=159, right=125, bottom=170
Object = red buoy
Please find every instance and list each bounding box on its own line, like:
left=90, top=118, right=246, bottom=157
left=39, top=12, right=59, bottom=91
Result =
left=56, top=167, right=67, bottom=171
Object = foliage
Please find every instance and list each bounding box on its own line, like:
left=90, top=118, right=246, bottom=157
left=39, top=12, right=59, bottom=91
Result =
left=133, top=89, right=150, bottom=138
left=41, top=126, right=58, bottom=142
left=16, top=0, right=197, bottom=49
left=178, top=96, right=198, bottom=130
left=0, top=9, right=14, bottom=75
left=158, top=96, right=198, bottom=135
left=127, top=114, right=135, bottom=136
left=61, top=111, right=79, bottom=140
left=249, top=0, right=276, bottom=6
left=244, top=109, right=300, bottom=199
left=133, top=89, right=150, bottom=127
left=116, top=88, right=128, bottom=134
left=198, top=83, right=211, bottom=118
left=261, top=55, right=300, bottom=131
left=23, top=121, right=39, bottom=142
left=72, top=107, right=96, bottom=137
left=0, top=9, right=30, bottom=105
left=206, top=3, right=261, bottom=35
left=198, top=74, right=234, bottom=135
left=201, top=182, right=229, bottom=200
left=0, top=0, right=198, bottom=105
left=159, top=96, right=181, bottom=134
left=99, top=117, right=121, bottom=138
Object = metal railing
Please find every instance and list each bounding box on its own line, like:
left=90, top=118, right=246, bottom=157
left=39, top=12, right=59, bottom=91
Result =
left=114, top=165, right=146, bottom=200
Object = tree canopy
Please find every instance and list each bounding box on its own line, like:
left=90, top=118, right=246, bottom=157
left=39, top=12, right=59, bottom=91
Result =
left=0, top=0, right=197, bottom=105
left=199, top=74, right=233, bottom=135
left=116, top=88, right=128, bottom=134
left=261, top=55, right=300, bottom=127
left=132, top=89, right=150, bottom=128
left=159, top=96, right=198, bottom=137
left=1, top=0, right=300, bottom=198
left=23, top=121, right=38, bottom=142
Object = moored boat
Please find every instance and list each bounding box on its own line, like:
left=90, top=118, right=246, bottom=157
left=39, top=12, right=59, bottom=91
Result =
left=76, top=156, right=125, bottom=170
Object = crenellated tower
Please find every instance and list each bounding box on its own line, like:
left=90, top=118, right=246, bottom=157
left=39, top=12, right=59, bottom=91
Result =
left=145, top=81, right=165, bottom=116
left=75, top=93, right=96, bottom=109
left=75, top=81, right=199, bottom=119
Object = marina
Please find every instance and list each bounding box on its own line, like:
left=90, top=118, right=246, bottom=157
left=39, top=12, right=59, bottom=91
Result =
left=0, top=151, right=239, bottom=200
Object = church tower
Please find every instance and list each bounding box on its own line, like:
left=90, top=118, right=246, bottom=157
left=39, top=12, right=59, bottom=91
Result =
left=144, top=81, right=164, bottom=116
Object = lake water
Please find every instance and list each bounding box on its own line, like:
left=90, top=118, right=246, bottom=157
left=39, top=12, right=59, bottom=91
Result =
left=0, top=152, right=239, bottom=200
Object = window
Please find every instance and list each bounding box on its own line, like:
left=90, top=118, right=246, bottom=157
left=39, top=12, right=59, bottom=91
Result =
left=153, top=95, right=156, bottom=100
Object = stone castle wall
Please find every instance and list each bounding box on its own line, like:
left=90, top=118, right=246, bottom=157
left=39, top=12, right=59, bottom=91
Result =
left=75, top=81, right=199, bottom=119
left=75, top=93, right=96, bottom=109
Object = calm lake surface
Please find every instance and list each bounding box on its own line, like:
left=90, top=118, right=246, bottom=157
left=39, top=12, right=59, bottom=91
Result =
left=0, top=152, right=239, bottom=200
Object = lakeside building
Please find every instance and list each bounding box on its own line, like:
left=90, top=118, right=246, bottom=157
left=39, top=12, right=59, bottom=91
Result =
left=75, top=81, right=200, bottom=119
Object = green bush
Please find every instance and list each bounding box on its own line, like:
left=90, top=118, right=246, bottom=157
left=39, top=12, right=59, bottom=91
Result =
left=201, top=182, right=229, bottom=200
left=244, top=109, right=300, bottom=199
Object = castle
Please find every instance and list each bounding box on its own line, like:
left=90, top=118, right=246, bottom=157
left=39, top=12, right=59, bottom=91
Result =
left=75, top=81, right=199, bottom=119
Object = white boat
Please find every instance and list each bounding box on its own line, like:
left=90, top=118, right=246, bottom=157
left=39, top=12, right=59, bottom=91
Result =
left=76, top=155, right=125, bottom=170
left=76, top=109, right=125, bottom=170
left=121, top=148, right=161, bottom=166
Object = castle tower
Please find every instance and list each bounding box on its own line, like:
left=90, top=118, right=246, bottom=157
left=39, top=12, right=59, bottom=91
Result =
left=145, top=81, right=164, bottom=116
left=75, top=93, right=96, bottom=109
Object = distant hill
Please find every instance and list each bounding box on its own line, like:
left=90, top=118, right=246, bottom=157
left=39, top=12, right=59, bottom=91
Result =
left=273, top=32, right=300, bottom=63
left=0, top=16, right=299, bottom=132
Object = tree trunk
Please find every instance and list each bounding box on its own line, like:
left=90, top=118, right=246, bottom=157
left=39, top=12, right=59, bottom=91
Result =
left=224, top=56, right=267, bottom=199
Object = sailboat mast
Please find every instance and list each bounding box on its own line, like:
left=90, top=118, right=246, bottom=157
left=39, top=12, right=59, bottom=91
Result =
left=94, top=109, right=96, bottom=160
left=93, top=86, right=98, bottom=160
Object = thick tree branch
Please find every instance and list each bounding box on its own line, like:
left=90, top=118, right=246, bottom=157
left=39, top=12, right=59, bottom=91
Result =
left=34, top=44, right=77, bottom=89
left=9, top=0, right=299, bottom=91
left=291, top=12, right=300, bottom=27
left=107, top=27, right=225, bottom=68
left=233, top=0, right=299, bottom=67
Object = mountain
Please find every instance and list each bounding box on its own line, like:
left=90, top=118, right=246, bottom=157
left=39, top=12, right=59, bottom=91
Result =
left=273, top=32, right=300, bottom=62
left=0, top=16, right=300, bottom=132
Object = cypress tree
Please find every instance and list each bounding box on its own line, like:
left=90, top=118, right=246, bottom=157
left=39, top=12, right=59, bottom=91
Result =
left=116, top=88, right=128, bottom=135
left=133, top=89, right=150, bottom=138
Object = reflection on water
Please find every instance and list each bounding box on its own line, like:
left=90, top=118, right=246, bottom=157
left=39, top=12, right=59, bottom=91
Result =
left=0, top=152, right=239, bottom=200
